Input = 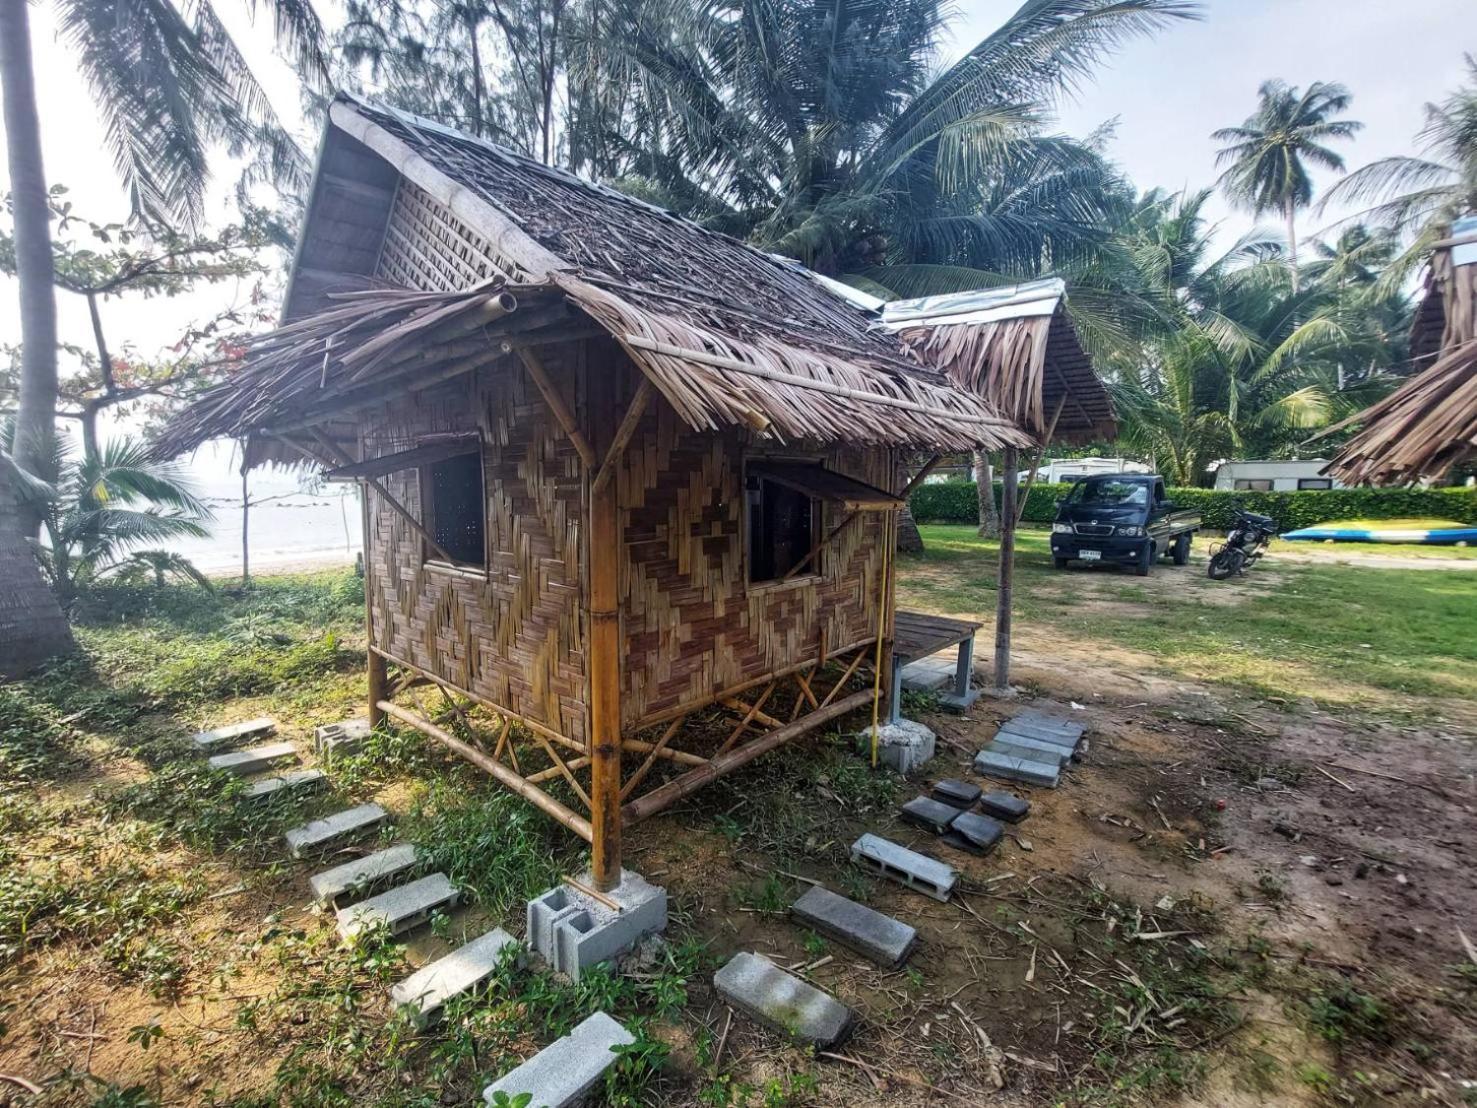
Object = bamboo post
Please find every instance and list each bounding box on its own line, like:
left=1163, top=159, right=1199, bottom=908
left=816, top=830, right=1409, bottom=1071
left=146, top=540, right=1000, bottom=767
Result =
left=587, top=365, right=624, bottom=891
left=994, top=445, right=1019, bottom=691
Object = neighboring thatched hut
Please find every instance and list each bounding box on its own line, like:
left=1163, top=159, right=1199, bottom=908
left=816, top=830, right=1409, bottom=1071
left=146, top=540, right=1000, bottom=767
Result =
left=160, top=94, right=1027, bottom=890
left=878, top=280, right=1117, bottom=688
left=1324, top=217, right=1477, bottom=485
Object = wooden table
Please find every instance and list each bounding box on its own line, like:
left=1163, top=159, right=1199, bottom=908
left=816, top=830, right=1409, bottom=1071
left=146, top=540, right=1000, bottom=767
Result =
left=890, top=611, right=983, bottom=723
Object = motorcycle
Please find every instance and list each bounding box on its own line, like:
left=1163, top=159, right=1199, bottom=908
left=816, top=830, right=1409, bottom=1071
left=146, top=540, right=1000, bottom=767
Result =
left=1207, top=509, right=1278, bottom=580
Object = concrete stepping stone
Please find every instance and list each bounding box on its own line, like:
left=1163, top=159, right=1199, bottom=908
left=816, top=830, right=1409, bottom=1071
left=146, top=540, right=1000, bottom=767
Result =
left=191, top=717, right=275, bottom=750
left=980, top=791, right=1030, bottom=823
left=790, top=886, right=917, bottom=968
left=314, top=718, right=371, bottom=758
left=988, top=732, right=1071, bottom=767
left=714, top=952, right=853, bottom=1047
left=337, top=873, right=458, bottom=940
left=246, top=769, right=326, bottom=802
left=899, top=795, right=959, bottom=834
left=310, top=843, right=419, bottom=905
left=285, top=802, right=389, bottom=858
left=482, top=1012, right=634, bottom=1107
left=391, top=927, right=517, bottom=1025
left=208, top=741, right=298, bottom=777
left=1002, top=712, right=1084, bottom=748
left=940, top=811, right=1004, bottom=857
left=974, top=749, right=1060, bottom=788
left=850, top=833, right=958, bottom=901
left=932, top=779, right=981, bottom=810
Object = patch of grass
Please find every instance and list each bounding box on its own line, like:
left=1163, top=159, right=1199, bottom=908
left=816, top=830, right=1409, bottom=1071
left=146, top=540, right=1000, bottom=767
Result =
left=1301, top=977, right=1391, bottom=1046
left=0, top=681, right=82, bottom=784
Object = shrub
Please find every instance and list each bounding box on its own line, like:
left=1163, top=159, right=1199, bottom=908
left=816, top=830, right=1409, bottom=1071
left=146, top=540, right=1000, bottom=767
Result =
left=910, top=479, right=1477, bottom=532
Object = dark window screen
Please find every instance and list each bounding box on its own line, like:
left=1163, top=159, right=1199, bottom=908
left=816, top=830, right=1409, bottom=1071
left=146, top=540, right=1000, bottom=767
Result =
left=1297, top=478, right=1332, bottom=490
left=748, top=476, right=816, bottom=582
left=426, top=451, right=485, bottom=567
left=1234, top=479, right=1273, bottom=491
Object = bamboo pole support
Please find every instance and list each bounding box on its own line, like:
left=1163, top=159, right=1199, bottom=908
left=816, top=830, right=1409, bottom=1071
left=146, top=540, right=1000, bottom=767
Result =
left=587, top=365, right=624, bottom=892
left=518, top=348, right=596, bottom=467
left=994, top=445, right=1019, bottom=690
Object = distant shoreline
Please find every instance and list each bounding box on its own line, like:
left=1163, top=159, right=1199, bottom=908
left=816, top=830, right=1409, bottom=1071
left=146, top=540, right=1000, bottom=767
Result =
left=202, top=551, right=358, bottom=579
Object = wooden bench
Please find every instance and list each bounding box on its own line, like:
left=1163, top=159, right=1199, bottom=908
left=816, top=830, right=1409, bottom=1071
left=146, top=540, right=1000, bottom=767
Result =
left=890, top=611, right=983, bottom=723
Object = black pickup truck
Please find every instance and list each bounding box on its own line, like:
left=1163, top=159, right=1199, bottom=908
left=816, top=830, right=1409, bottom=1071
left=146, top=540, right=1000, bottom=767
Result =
left=1049, top=474, right=1201, bottom=576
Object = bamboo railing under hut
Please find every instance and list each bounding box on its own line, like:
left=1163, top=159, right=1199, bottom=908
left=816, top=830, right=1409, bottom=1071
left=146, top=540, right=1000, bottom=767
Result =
left=1323, top=218, right=1477, bottom=485
left=877, top=280, right=1116, bottom=690
left=159, top=94, right=1029, bottom=892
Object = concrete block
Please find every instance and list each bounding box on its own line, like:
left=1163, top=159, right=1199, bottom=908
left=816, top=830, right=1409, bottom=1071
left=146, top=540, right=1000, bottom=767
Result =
left=245, top=769, right=326, bottom=801
left=855, top=718, right=935, bottom=774
left=899, top=652, right=954, bottom=692
left=979, top=791, right=1030, bottom=823
left=940, top=812, right=1004, bottom=857
left=525, top=869, right=666, bottom=981
left=337, top=873, right=459, bottom=941
left=931, top=779, right=981, bottom=809
left=790, top=886, right=917, bottom=967
left=973, top=749, right=1059, bottom=788
left=850, top=833, right=958, bottom=901
left=208, top=741, right=298, bottom=777
left=191, top=717, right=275, bottom=750
left=899, top=796, right=959, bottom=834
left=988, top=732, right=1071, bottom=767
left=309, top=843, right=419, bottom=905
left=391, top=927, right=517, bottom=1025
left=713, top=952, right=853, bottom=1048
left=1002, top=712, right=1084, bottom=747
left=314, top=718, right=371, bottom=758
left=285, top=802, right=389, bottom=858
left=482, top=1012, right=634, bottom=1107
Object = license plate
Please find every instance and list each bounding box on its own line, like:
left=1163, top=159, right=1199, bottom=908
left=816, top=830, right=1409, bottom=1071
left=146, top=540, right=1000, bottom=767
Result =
left=1081, top=549, right=1101, bottom=561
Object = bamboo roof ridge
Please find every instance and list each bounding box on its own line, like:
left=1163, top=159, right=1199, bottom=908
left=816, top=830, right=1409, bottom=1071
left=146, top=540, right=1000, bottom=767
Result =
left=879, top=279, right=1117, bottom=445
left=1323, top=221, right=1477, bottom=484
left=159, top=94, right=1030, bottom=459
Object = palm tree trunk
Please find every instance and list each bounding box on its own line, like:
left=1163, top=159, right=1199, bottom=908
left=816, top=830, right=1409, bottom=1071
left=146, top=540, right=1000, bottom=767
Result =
left=973, top=451, right=1000, bottom=538
left=0, top=459, right=73, bottom=675
left=1285, top=198, right=1299, bottom=292
left=0, top=0, right=60, bottom=531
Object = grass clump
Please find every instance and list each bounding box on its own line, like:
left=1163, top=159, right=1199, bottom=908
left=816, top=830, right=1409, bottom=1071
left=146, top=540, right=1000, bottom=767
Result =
left=0, top=682, right=82, bottom=784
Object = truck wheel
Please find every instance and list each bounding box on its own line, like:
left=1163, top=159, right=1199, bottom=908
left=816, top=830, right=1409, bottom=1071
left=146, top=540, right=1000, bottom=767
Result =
left=1054, top=556, right=1069, bottom=569
left=1135, top=546, right=1154, bottom=576
left=1172, top=533, right=1191, bottom=566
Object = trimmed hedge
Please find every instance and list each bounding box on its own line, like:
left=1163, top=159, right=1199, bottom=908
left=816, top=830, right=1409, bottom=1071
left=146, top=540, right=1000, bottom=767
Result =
left=909, top=479, right=1477, bottom=532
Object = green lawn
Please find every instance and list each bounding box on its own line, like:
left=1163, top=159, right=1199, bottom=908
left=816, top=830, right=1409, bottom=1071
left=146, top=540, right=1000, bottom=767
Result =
left=900, top=524, right=1477, bottom=716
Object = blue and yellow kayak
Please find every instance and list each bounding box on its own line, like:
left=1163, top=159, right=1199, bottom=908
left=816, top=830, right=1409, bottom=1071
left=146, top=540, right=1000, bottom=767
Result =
left=1282, top=525, right=1477, bottom=545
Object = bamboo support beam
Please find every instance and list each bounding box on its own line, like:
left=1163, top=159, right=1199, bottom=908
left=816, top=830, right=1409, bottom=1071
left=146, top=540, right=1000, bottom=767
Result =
left=994, top=444, right=1019, bottom=690
left=378, top=699, right=593, bottom=841
left=587, top=366, right=623, bottom=891
left=528, top=756, right=591, bottom=784
left=719, top=695, right=784, bottom=731
left=781, top=512, right=860, bottom=583
left=1015, top=395, right=1065, bottom=526
left=517, top=348, right=596, bottom=468
left=591, top=379, right=653, bottom=497
left=898, top=454, right=944, bottom=500
left=819, top=646, right=869, bottom=708
left=619, top=717, right=685, bottom=801
left=621, top=738, right=707, bottom=766
left=623, top=689, right=874, bottom=823
left=716, top=683, right=777, bottom=756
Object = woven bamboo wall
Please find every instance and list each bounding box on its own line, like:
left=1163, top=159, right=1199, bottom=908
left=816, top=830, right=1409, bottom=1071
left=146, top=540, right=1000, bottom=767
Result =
left=362, top=351, right=588, bottom=742
left=615, top=385, right=892, bottom=727
left=376, top=180, right=535, bottom=289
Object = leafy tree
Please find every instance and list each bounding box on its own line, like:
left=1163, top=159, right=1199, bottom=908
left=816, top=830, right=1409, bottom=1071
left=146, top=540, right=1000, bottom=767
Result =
left=9, top=437, right=213, bottom=610
left=1213, top=79, right=1362, bottom=288
left=1320, top=55, right=1477, bottom=281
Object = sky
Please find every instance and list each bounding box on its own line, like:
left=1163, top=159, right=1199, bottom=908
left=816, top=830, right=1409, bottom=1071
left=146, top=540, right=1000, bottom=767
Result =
left=0, top=0, right=1472, bottom=510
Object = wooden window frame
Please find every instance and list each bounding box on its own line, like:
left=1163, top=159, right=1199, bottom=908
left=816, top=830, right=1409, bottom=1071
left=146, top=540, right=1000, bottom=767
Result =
left=418, top=440, right=489, bottom=573
left=743, top=454, right=825, bottom=591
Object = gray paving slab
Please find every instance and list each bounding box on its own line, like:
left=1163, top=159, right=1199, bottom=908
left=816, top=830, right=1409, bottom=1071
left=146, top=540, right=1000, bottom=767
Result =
left=790, top=886, right=917, bottom=967
left=245, top=769, right=326, bottom=801
left=285, top=802, right=389, bottom=858
left=940, top=811, right=1004, bottom=857
left=309, top=843, right=419, bottom=905
left=713, top=952, right=854, bottom=1047
left=482, top=1012, right=634, bottom=1107
left=1002, top=712, right=1084, bottom=747
left=207, top=741, right=298, bottom=777
left=899, top=795, right=959, bottom=834
left=973, top=749, right=1060, bottom=788
left=988, top=732, right=1071, bottom=767
left=931, top=779, right=981, bottom=810
left=191, top=717, right=275, bottom=750
left=391, top=927, right=517, bottom=1024
left=850, top=833, right=958, bottom=901
left=980, top=791, right=1030, bottom=823
left=337, top=873, right=458, bottom=940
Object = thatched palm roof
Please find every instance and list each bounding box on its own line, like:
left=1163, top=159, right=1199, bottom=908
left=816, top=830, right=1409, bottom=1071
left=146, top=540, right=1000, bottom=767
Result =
left=161, top=95, right=1027, bottom=460
left=878, top=279, right=1117, bottom=446
left=1324, top=221, right=1477, bottom=485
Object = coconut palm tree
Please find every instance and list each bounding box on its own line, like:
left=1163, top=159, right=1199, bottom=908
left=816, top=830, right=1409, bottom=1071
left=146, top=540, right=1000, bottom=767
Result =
left=1320, top=55, right=1477, bottom=281
left=1213, top=79, right=1362, bottom=289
